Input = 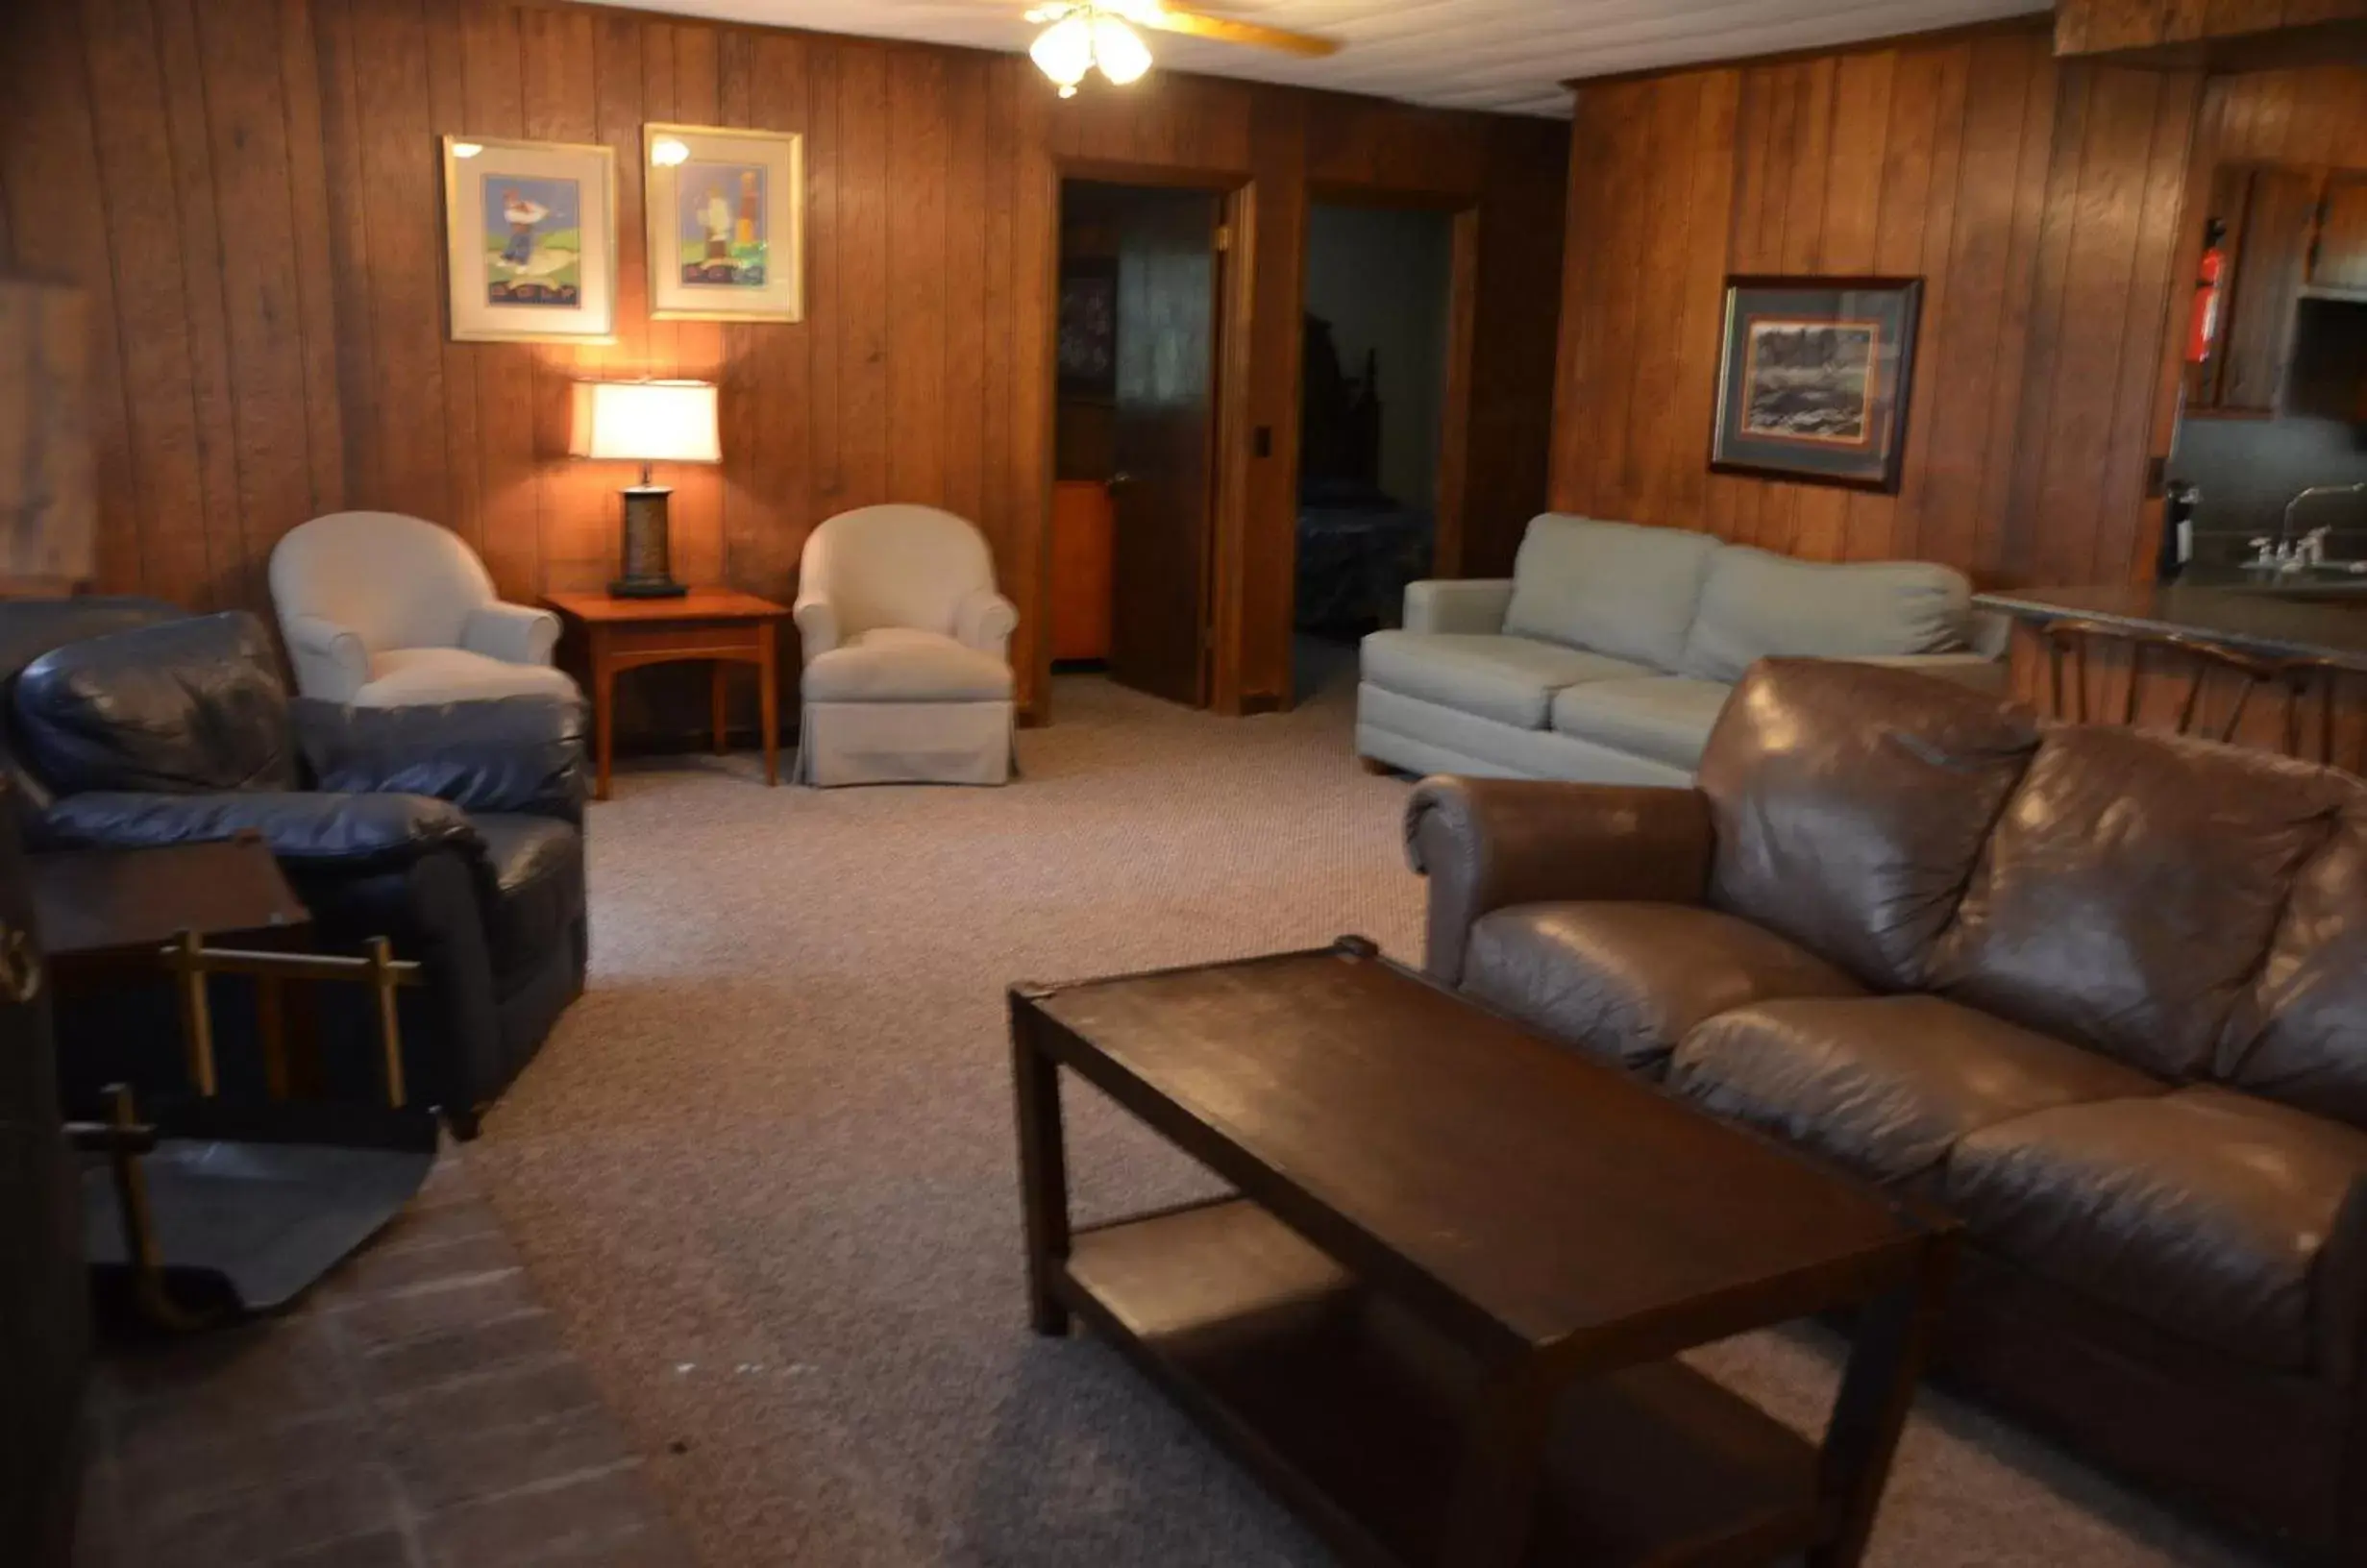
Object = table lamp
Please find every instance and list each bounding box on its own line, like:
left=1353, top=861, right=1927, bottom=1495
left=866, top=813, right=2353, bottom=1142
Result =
left=569, top=379, right=720, bottom=598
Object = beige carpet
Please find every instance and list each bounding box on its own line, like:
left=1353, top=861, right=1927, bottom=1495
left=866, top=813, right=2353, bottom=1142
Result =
left=461, top=665, right=2262, bottom=1568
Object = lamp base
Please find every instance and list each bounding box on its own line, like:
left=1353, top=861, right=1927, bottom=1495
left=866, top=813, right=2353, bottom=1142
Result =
left=613, top=484, right=685, bottom=599
left=606, top=576, right=690, bottom=599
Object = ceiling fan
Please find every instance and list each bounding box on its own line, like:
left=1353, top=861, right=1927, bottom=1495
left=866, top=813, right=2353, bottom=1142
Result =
left=1023, top=1, right=1341, bottom=97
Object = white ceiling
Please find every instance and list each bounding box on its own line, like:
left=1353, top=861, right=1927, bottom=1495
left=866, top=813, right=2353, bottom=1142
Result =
left=590, top=0, right=2046, bottom=116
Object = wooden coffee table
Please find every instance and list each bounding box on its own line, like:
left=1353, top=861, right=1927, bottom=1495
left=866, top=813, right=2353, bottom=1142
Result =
left=1008, top=940, right=1957, bottom=1568
left=545, top=588, right=788, bottom=800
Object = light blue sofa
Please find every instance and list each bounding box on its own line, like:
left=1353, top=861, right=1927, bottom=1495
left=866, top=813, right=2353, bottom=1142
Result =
left=1356, top=514, right=2004, bottom=783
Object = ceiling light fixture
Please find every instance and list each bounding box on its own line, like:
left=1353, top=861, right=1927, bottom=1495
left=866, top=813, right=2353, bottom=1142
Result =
left=1024, top=3, right=1153, bottom=97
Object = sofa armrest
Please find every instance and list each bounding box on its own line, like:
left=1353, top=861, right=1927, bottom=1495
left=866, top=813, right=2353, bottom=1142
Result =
left=1403, top=578, right=1515, bottom=636
left=1404, top=776, right=1713, bottom=986
left=793, top=593, right=839, bottom=661
left=36, top=790, right=478, bottom=870
left=952, top=586, right=1020, bottom=660
left=283, top=613, right=371, bottom=703
left=1837, top=652, right=2007, bottom=695
left=461, top=601, right=561, bottom=667
left=293, top=695, right=589, bottom=822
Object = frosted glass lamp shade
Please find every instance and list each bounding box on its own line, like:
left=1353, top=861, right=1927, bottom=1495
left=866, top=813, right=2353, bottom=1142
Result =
left=569, top=380, right=721, bottom=464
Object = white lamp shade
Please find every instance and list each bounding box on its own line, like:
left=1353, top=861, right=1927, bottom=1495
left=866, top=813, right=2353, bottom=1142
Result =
left=569, top=380, right=721, bottom=464
left=1030, top=13, right=1093, bottom=91
left=1091, top=16, right=1150, bottom=85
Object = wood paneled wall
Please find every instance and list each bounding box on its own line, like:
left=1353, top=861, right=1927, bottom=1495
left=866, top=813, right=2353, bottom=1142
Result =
left=2194, top=61, right=2367, bottom=167
left=1549, top=21, right=2206, bottom=588
left=0, top=0, right=1567, bottom=719
left=2057, top=0, right=2367, bottom=56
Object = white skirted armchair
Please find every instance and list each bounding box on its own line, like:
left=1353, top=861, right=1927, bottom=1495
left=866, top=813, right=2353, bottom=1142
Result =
left=269, top=511, right=577, bottom=706
left=794, top=504, right=1018, bottom=786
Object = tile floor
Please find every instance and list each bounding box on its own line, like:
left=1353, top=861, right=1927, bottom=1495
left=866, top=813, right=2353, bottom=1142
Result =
left=71, top=1152, right=694, bottom=1568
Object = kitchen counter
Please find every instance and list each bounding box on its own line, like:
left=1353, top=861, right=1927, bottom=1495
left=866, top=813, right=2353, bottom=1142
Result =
left=1974, top=582, right=2367, bottom=672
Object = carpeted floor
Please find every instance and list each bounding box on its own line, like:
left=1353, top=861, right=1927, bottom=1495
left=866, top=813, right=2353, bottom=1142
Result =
left=460, top=664, right=2264, bottom=1568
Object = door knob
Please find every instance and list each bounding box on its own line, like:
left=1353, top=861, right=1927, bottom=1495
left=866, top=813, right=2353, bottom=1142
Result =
left=1108, top=471, right=1133, bottom=487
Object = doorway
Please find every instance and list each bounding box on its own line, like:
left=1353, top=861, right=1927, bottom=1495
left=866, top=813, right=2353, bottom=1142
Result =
left=1293, top=201, right=1459, bottom=699
left=1049, top=179, right=1226, bottom=709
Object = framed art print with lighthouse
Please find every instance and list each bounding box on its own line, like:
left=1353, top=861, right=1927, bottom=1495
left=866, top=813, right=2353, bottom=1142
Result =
left=642, top=123, right=804, bottom=324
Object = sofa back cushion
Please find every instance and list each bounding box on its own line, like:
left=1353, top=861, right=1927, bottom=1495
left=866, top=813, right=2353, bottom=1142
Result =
left=1501, top=515, right=1716, bottom=671
left=12, top=612, right=293, bottom=796
left=1699, top=660, right=2040, bottom=991
left=1678, top=548, right=1970, bottom=683
left=2218, top=801, right=2367, bottom=1130
left=1934, top=725, right=2351, bottom=1080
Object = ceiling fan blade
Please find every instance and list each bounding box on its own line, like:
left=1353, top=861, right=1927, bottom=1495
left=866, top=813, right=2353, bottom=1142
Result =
left=1128, top=6, right=1341, bottom=57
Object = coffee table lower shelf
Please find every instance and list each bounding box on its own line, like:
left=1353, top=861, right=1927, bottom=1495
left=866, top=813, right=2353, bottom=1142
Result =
left=1058, top=1197, right=1821, bottom=1568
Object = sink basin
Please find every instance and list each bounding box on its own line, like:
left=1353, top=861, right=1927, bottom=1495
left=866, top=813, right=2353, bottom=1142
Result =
left=2229, top=579, right=2367, bottom=603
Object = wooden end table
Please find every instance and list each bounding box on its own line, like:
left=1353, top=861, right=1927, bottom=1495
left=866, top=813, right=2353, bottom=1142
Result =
left=1009, top=940, right=1957, bottom=1568
left=545, top=589, right=790, bottom=800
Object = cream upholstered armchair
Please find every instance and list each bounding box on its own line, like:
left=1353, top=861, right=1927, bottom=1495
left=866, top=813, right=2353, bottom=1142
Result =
left=269, top=511, right=577, bottom=706
left=794, top=504, right=1018, bottom=786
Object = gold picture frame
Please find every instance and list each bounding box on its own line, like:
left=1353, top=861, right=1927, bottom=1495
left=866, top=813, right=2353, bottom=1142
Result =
left=441, top=135, right=618, bottom=344
left=642, top=122, right=804, bottom=323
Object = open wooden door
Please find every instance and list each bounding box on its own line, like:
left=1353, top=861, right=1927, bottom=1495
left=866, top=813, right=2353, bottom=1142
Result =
left=1105, top=185, right=1221, bottom=707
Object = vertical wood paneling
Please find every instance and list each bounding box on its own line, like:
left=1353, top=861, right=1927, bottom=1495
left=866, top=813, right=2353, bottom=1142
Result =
left=456, top=0, right=539, bottom=600
left=4, top=0, right=1568, bottom=723
left=836, top=42, right=891, bottom=513
left=152, top=0, right=252, bottom=605
left=1549, top=21, right=2203, bottom=591
left=885, top=49, right=948, bottom=507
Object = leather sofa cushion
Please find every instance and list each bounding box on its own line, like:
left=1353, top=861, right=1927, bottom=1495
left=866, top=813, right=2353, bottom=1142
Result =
left=295, top=696, right=589, bottom=822
left=1546, top=677, right=1730, bottom=771
left=801, top=628, right=1013, bottom=703
left=1945, top=1086, right=2367, bottom=1375
left=2221, top=803, right=2367, bottom=1131
left=1677, top=547, right=1970, bottom=683
left=471, top=813, right=585, bottom=977
left=358, top=648, right=579, bottom=707
left=1462, top=901, right=1862, bottom=1075
left=1936, top=724, right=2354, bottom=1080
left=1361, top=631, right=1647, bottom=730
left=1672, top=995, right=2161, bottom=1188
left=1500, top=515, right=1717, bottom=671
left=1698, top=660, right=2039, bottom=992
left=12, top=612, right=294, bottom=795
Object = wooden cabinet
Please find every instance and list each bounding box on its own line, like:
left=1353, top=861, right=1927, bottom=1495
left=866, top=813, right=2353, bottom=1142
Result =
left=1049, top=480, right=1113, bottom=663
left=2194, top=162, right=2367, bottom=415
left=2312, top=173, right=2367, bottom=292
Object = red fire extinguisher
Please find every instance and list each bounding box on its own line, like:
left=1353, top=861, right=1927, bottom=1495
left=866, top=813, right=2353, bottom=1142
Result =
left=2186, top=218, right=2228, bottom=365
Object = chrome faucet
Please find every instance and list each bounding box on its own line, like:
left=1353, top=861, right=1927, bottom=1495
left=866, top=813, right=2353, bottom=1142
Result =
left=2281, top=480, right=2367, bottom=546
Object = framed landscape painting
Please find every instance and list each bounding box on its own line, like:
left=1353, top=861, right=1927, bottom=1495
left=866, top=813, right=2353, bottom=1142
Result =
left=643, top=123, right=803, bottom=323
left=441, top=135, right=617, bottom=343
left=1709, top=276, right=1922, bottom=493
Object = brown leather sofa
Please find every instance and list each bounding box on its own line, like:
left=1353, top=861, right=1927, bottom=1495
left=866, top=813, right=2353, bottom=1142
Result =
left=1406, top=657, right=2367, bottom=1563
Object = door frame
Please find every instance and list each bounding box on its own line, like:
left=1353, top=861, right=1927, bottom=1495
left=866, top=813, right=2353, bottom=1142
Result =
left=1300, top=182, right=1482, bottom=582
left=1037, top=159, right=1256, bottom=719
left=1286, top=184, right=1480, bottom=714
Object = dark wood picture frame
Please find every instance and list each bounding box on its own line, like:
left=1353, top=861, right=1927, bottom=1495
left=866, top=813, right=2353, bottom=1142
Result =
left=1709, top=274, right=1923, bottom=495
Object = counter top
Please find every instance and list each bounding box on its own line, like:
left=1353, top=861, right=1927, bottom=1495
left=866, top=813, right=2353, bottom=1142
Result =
left=1974, top=583, right=2367, bottom=672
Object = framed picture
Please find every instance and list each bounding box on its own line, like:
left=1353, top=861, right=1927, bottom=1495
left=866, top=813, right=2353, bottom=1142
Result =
left=1057, top=257, right=1118, bottom=396
left=441, top=135, right=617, bottom=343
left=642, top=123, right=803, bottom=323
left=1709, top=276, right=1923, bottom=493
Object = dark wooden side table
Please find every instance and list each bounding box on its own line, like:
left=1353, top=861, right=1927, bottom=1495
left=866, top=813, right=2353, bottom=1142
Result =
left=545, top=588, right=790, bottom=800
left=1010, top=940, right=1957, bottom=1568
